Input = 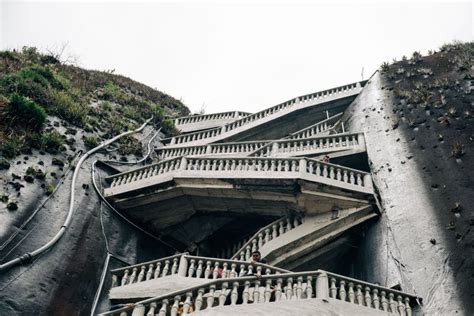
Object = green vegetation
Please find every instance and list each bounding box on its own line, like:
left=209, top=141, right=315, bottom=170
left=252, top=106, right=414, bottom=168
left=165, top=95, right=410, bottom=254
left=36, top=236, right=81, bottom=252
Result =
left=83, top=135, right=100, bottom=149
left=5, top=93, right=47, bottom=130
left=0, top=46, right=188, bottom=159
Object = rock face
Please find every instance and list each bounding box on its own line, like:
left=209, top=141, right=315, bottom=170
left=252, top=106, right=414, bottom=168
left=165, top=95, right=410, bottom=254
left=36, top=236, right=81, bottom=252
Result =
left=343, top=71, right=473, bottom=314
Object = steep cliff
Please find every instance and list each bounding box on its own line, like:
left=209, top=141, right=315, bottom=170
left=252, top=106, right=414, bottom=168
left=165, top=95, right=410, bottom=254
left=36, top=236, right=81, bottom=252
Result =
left=0, top=47, right=189, bottom=315
left=343, top=42, right=473, bottom=314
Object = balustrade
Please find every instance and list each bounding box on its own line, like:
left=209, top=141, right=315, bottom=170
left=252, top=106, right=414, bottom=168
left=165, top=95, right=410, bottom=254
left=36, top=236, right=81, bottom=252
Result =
left=168, top=82, right=364, bottom=146
left=107, top=156, right=373, bottom=195
left=229, top=215, right=304, bottom=261
left=111, top=254, right=288, bottom=289
left=102, top=269, right=418, bottom=316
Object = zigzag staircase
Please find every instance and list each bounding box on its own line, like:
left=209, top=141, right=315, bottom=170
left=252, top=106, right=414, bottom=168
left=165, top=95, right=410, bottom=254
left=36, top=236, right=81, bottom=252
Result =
left=99, top=81, right=421, bottom=315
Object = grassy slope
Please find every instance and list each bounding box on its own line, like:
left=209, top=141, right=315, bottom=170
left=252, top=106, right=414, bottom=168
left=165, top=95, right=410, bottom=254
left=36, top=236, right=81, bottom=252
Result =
left=0, top=47, right=189, bottom=160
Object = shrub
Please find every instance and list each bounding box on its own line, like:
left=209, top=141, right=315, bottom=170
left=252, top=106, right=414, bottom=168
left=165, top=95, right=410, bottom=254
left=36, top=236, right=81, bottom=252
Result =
left=103, top=81, right=122, bottom=100
left=0, top=136, right=25, bottom=159
left=380, top=62, right=390, bottom=73
left=5, top=93, right=47, bottom=130
left=83, top=136, right=100, bottom=149
left=31, top=130, right=64, bottom=154
left=49, top=89, right=88, bottom=126
left=18, top=65, right=63, bottom=89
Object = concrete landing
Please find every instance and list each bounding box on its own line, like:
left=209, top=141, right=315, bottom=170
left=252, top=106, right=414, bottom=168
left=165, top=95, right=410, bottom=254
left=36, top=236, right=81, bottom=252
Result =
left=109, top=275, right=209, bottom=301
left=193, top=298, right=392, bottom=316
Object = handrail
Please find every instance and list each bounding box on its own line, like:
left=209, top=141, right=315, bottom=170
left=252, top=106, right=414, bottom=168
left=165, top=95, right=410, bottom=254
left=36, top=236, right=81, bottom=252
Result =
left=174, top=111, right=250, bottom=125
left=286, top=112, right=343, bottom=139
left=230, top=215, right=303, bottom=261
left=164, top=81, right=364, bottom=146
left=110, top=253, right=289, bottom=289
left=101, top=268, right=419, bottom=316
left=105, top=156, right=373, bottom=196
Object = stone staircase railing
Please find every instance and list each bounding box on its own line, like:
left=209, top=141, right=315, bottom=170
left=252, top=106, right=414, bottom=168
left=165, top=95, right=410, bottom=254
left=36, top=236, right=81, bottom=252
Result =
left=101, top=270, right=419, bottom=316
left=286, top=112, right=343, bottom=139
left=174, top=111, right=250, bottom=133
left=251, top=132, right=365, bottom=158
left=157, top=132, right=364, bottom=161
left=111, top=253, right=289, bottom=289
left=228, top=215, right=304, bottom=261
left=105, top=157, right=374, bottom=196
left=166, top=82, right=364, bottom=147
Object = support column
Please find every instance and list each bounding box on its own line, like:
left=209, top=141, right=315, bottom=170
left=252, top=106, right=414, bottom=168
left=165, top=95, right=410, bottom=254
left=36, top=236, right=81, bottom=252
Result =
left=316, top=271, right=329, bottom=299
left=177, top=254, right=189, bottom=277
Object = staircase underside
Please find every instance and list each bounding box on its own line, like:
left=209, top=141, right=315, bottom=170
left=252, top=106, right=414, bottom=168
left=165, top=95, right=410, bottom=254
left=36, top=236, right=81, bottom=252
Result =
left=108, top=177, right=373, bottom=231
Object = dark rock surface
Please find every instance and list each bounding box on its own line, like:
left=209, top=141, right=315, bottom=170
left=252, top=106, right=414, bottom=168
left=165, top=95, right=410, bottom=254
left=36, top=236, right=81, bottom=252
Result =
left=0, top=127, right=174, bottom=315
left=344, top=72, right=473, bottom=314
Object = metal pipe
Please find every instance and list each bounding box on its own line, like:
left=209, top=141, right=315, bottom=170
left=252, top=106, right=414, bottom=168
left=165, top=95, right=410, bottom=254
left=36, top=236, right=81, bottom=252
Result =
left=0, top=118, right=153, bottom=272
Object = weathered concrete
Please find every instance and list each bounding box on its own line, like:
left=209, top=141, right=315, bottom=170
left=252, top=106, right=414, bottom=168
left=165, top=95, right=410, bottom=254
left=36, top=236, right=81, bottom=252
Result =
left=192, top=298, right=393, bottom=316
left=343, top=72, right=474, bottom=314
left=110, top=274, right=210, bottom=300
left=261, top=206, right=377, bottom=269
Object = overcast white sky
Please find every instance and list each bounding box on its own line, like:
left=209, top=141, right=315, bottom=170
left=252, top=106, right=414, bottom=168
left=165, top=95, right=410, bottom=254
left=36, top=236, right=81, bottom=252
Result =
left=1, top=1, right=472, bottom=114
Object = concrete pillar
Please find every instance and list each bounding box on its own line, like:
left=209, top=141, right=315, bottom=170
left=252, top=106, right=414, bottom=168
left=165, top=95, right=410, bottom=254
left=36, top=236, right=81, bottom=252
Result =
left=131, top=304, right=146, bottom=316
left=357, top=133, right=366, bottom=147
left=316, top=271, right=329, bottom=299
left=364, top=174, right=373, bottom=190
left=180, top=157, right=187, bottom=171
left=271, top=142, right=279, bottom=156
left=177, top=254, right=188, bottom=276
left=299, top=159, right=307, bottom=174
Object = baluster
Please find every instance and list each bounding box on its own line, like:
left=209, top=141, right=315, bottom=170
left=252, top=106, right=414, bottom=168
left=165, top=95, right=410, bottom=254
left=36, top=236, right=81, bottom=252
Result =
left=293, top=217, right=299, bottom=228
left=329, top=167, right=335, bottom=179
left=146, top=264, right=154, bottom=281
left=219, top=282, right=229, bottom=306
left=188, top=259, right=196, bottom=277
left=137, top=265, right=146, bottom=282
left=258, top=233, right=264, bottom=248
left=245, top=245, right=251, bottom=260
left=239, top=251, right=245, bottom=261
left=195, top=289, right=204, bottom=311
left=278, top=221, right=285, bottom=236
left=356, top=285, right=363, bottom=305
left=158, top=299, right=169, bottom=316
left=196, top=260, right=203, bottom=278
left=286, top=278, right=293, bottom=300
left=222, top=262, right=228, bottom=278
left=204, top=261, right=212, bottom=278
left=388, top=293, right=396, bottom=313
left=239, top=264, right=247, bottom=277
left=405, top=297, right=412, bottom=316
left=162, top=260, right=170, bottom=277
left=228, top=263, right=237, bottom=278
left=170, top=295, right=180, bottom=316
left=154, top=262, right=162, bottom=279
left=364, top=286, right=372, bottom=307
left=207, top=285, right=216, bottom=308
left=339, top=280, right=346, bottom=301
left=111, top=275, right=118, bottom=288
left=243, top=281, right=251, bottom=304
left=275, top=278, right=283, bottom=301
left=296, top=276, right=303, bottom=299
left=272, top=224, right=278, bottom=239
left=265, top=268, right=271, bottom=275
left=212, top=262, right=220, bottom=279
left=380, top=291, right=388, bottom=311
left=348, top=282, right=355, bottom=303
left=330, top=278, right=337, bottom=298
left=372, top=288, right=380, bottom=310
left=356, top=173, right=362, bottom=186
left=129, top=267, right=138, bottom=284
left=397, top=295, right=406, bottom=315
left=146, top=302, right=157, bottom=316
left=350, top=172, right=355, bottom=184
left=253, top=279, right=261, bottom=303
left=305, top=276, right=313, bottom=299
left=286, top=218, right=292, bottom=232
left=183, top=292, right=193, bottom=314
left=343, top=170, right=348, bottom=183
left=336, top=168, right=342, bottom=181
left=264, top=228, right=271, bottom=243
left=264, top=279, right=272, bottom=302
left=231, top=281, right=239, bottom=305
left=251, top=239, right=258, bottom=253
left=120, top=269, right=130, bottom=286
left=247, top=265, right=254, bottom=276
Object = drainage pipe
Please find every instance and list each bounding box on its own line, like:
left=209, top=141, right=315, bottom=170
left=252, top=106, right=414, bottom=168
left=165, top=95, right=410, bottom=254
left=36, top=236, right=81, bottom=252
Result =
left=0, top=117, right=153, bottom=272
